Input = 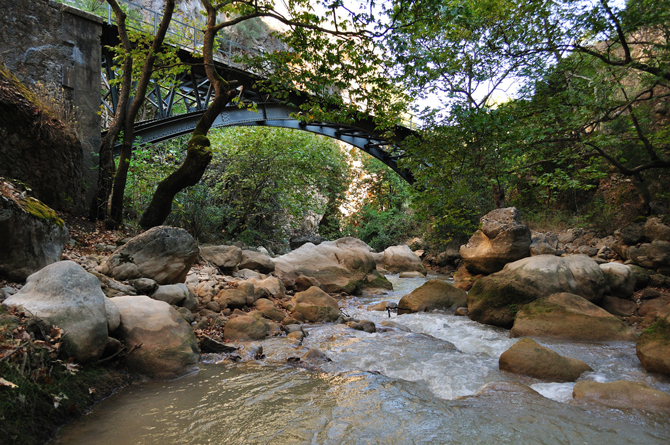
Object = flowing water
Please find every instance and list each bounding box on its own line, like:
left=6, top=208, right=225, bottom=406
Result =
left=55, top=275, right=670, bottom=444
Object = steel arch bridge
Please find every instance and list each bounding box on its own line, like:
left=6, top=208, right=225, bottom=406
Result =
left=98, top=7, right=416, bottom=182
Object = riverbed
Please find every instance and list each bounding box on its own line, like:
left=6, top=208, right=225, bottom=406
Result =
left=54, top=275, right=670, bottom=444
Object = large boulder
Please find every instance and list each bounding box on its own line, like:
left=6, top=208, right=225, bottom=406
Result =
left=644, top=217, right=670, bottom=242
left=0, top=192, right=68, bottom=282
left=636, top=312, right=670, bottom=375
left=151, top=283, right=196, bottom=309
left=627, top=240, right=670, bottom=270
left=573, top=380, right=670, bottom=411
left=397, top=279, right=466, bottom=314
left=246, top=276, right=286, bottom=299
left=381, top=245, right=427, bottom=275
left=239, top=250, right=275, bottom=274
left=529, top=232, right=559, bottom=256
left=199, top=245, right=242, bottom=273
left=99, top=226, right=199, bottom=285
left=2, top=261, right=108, bottom=362
left=459, top=207, right=531, bottom=275
left=499, top=338, right=592, bottom=382
left=599, top=262, right=635, bottom=298
left=467, top=255, right=607, bottom=328
left=510, top=293, right=638, bottom=341
left=273, top=237, right=392, bottom=294
left=614, top=222, right=645, bottom=245
left=223, top=312, right=270, bottom=341
left=600, top=296, right=636, bottom=317
left=253, top=298, right=286, bottom=322
left=287, top=286, right=340, bottom=322
left=110, top=296, right=199, bottom=380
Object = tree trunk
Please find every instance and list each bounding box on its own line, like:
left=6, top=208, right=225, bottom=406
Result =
left=108, top=140, right=132, bottom=226
left=89, top=132, right=118, bottom=221
left=139, top=0, right=236, bottom=229
left=139, top=135, right=213, bottom=228
left=632, top=173, right=651, bottom=216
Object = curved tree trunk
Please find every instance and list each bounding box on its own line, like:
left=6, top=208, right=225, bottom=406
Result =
left=139, top=0, right=236, bottom=229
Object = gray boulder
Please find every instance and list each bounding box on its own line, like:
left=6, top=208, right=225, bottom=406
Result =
left=273, top=238, right=392, bottom=295
left=152, top=283, right=194, bottom=308
left=239, top=250, right=275, bottom=274
left=530, top=232, right=559, bottom=256
left=599, top=262, right=635, bottom=298
left=0, top=194, right=68, bottom=282
left=467, top=255, right=607, bottom=328
left=110, top=296, right=199, bottom=380
left=382, top=245, right=427, bottom=275
left=98, top=226, right=198, bottom=285
left=460, top=207, right=531, bottom=275
left=200, top=245, right=242, bottom=273
left=2, top=261, right=108, bottom=362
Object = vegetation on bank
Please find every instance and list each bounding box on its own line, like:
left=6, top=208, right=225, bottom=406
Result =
left=0, top=306, right=129, bottom=445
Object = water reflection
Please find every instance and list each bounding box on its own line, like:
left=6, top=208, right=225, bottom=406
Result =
left=54, top=274, right=670, bottom=444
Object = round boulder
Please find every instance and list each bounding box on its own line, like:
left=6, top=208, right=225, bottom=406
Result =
left=499, top=338, right=592, bottom=382
left=98, top=226, right=199, bottom=285
left=2, top=261, right=108, bottom=362
left=510, top=293, right=638, bottom=342
left=381, top=245, right=427, bottom=275
left=398, top=279, right=466, bottom=315
left=223, top=312, right=270, bottom=341
left=287, top=286, right=340, bottom=322
left=200, top=245, right=242, bottom=273
left=599, top=263, right=635, bottom=298
left=239, top=250, right=275, bottom=274
left=110, top=296, right=199, bottom=380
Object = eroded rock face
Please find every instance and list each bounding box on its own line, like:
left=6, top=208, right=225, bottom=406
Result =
left=467, top=255, right=607, bottom=328
left=398, top=279, right=466, bottom=314
left=510, top=293, right=637, bottom=341
left=0, top=194, right=69, bottom=282
left=460, top=207, right=531, bottom=275
left=636, top=313, right=670, bottom=376
left=110, top=296, right=199, bottom=380
left=499, top=338, right=592, bottom=382
left=382, top=245, right=427, bottom=275
left=2, top=261, right=108, bottom=362
left=573, top=380, right=670, bottom=411
left=99, top=226, right=198, bottom=285
left=273, top=237, right=392, bottom=294
left=287, top=286, right=340, bottom=322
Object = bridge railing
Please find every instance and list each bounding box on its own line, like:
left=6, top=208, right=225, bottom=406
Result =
left=57, top=0, right=258, bottom=67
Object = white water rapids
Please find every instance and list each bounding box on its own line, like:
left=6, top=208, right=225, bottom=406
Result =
left=54, top=275, right=670, bottom=444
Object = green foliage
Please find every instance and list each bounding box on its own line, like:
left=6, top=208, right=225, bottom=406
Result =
left=385, top=0, right=670, bottom=240
left=206, top=126, right=350, bottom=248
left=123, top=128, right=351, bottom=248
left=341, top=154, right=419, bottom=251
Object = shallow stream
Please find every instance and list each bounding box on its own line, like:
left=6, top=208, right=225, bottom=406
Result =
left=55, top=275, right=670, bottom=444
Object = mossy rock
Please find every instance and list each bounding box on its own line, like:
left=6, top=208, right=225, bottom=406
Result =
left=628, top=264, right=651, bottom=289
left=636, top=316, right=670, bottom=375
left=510, top=293, right=638, bottom=341
left=467, top=274, right=540, bottom=328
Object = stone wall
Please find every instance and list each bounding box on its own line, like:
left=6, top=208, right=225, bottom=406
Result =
left=0, top=0, right=102, bottom=212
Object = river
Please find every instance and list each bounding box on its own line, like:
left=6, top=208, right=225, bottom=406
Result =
left=54, top=275, right=670, bottom=444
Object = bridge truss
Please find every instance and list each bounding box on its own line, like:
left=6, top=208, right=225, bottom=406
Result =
left=97, top=4, right=416, bottom=183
